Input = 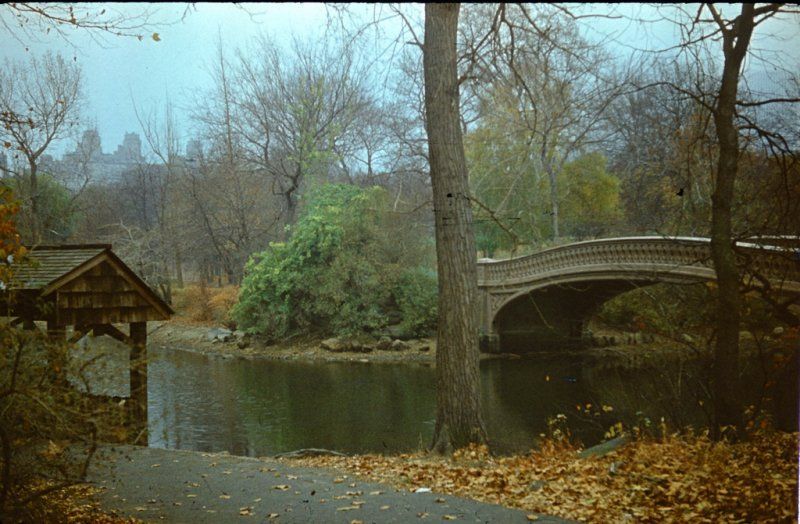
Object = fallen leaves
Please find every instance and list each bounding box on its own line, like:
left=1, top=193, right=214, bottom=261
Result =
left=286, top=431, right=798, bottom=523
left=12, top=480, right=138, bottom=523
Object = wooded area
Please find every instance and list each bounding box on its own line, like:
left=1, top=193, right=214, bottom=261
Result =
left=0, top=3, right=798, bottom=521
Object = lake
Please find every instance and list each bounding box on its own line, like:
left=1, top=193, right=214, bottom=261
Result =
left=72, top=341, right=797, bottom=456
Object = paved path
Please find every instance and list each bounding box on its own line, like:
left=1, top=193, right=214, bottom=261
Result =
left=88, top=446, right=569, bottom=523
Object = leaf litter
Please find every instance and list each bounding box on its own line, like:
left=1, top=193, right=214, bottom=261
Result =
left=283, top=431, right=797, bottom=522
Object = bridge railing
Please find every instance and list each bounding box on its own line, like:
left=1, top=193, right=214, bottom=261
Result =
left=477, top=236, right=800, bottom=288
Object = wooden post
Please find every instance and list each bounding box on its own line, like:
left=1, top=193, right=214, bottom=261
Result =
left=46, top=320, right=65, bottom=340
left=46, top=320, right=67, bottom=385
left=128, top=321, right=148, bottom=444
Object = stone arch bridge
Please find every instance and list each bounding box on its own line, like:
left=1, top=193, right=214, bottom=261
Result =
left=477, top=236, right=800, bottom=353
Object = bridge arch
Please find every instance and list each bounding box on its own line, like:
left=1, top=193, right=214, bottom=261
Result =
left=477, top=237, right=800, bottom=353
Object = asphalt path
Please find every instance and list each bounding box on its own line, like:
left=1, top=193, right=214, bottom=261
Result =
left=88, top=445, right=571, bottom=523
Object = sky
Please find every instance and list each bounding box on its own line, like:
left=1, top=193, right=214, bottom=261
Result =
left=1, top=3, right=342, bottom=156
left=1, top=3, right=798, bottom=158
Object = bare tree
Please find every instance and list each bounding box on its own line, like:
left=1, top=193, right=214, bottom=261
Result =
left=234, top=35, right=371, bottom=228
left=703, top=3, right=784, bottom=435
left=606, top=60, right=721, bottom=236
left=646, top=3, right=800, bottom=436
left=460, top=4, right=625, bottom=242
left=191, top=40, right=283, bottom=282
left=1, top=3, right=161, bottom=44
left=131, top=100, right=184, bottom=302
left=0, top=51, right=82, bottom=242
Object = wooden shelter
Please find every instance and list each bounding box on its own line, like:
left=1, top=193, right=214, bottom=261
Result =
left=2, top=244, right=173, bottom=439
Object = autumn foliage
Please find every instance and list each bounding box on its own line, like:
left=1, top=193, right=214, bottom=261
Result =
left=289, top=431, right=798, bottom=522
left=173, top=282, right=239, bottom=327
left=0, top=185, right=26, bottom=290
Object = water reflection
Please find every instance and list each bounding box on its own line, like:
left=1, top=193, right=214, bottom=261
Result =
left=72, top=342, right=797, bottom=457
left=148, top=351, right=438, bottom=456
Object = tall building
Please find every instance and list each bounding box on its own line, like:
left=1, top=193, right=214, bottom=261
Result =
left=79, top=129, right=103, bottom=162
left=60, top=130, right=145, bottom=183
left=114, top=133, right=143, bottom=163
left=186, top=139, right=203, bottom=162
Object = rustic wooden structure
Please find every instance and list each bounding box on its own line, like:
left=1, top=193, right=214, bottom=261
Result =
left=2, top=244, right=173, bottom=441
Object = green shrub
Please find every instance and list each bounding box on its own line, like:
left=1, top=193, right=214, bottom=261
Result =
left=395, top=266, right=438, bottom=337
left=233, top=184, right=436, bottom=338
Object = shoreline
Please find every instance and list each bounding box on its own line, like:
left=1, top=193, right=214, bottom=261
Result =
left=148, top=320, right=441, bottom=363
left=147, top=319, right=705, bottom=367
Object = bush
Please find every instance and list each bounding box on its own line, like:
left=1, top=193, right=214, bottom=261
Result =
left=173, top=283, right=239, bottom=327
left=233, top=184, right=436, bottom=338
left=395, top=266, right=438, bottom=337
left=208, top=285, right=239, bottom=327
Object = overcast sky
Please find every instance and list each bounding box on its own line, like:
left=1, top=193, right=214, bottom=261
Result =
left=1, top=3, right=797, bottom=158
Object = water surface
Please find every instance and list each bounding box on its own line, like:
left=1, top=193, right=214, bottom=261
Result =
left=72, top=341, right=796, bottom=456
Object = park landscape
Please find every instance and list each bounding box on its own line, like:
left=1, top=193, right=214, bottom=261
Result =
left=0, top=3, right=798, bottom=523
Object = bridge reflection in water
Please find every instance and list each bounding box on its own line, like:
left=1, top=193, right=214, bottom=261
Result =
left=477, top=236, right=800, bottom=353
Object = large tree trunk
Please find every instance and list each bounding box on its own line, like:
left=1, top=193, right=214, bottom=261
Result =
left=424, top=3, right=488, bottom=454
left=709, top=4, right=756, bottom=437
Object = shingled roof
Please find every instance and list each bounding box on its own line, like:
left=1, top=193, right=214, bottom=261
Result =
left=5, top=244, right=173, bottom=324
left=12, top=245, right=108, bottom=290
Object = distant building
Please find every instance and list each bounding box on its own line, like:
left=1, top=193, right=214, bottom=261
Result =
left=59, top=129, right=145, bottom=184
left=115, top=133, right=143, bottom=163
left=186, top=139, right=203, bottom=162
left=41, top=132, right=205, bottom=188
